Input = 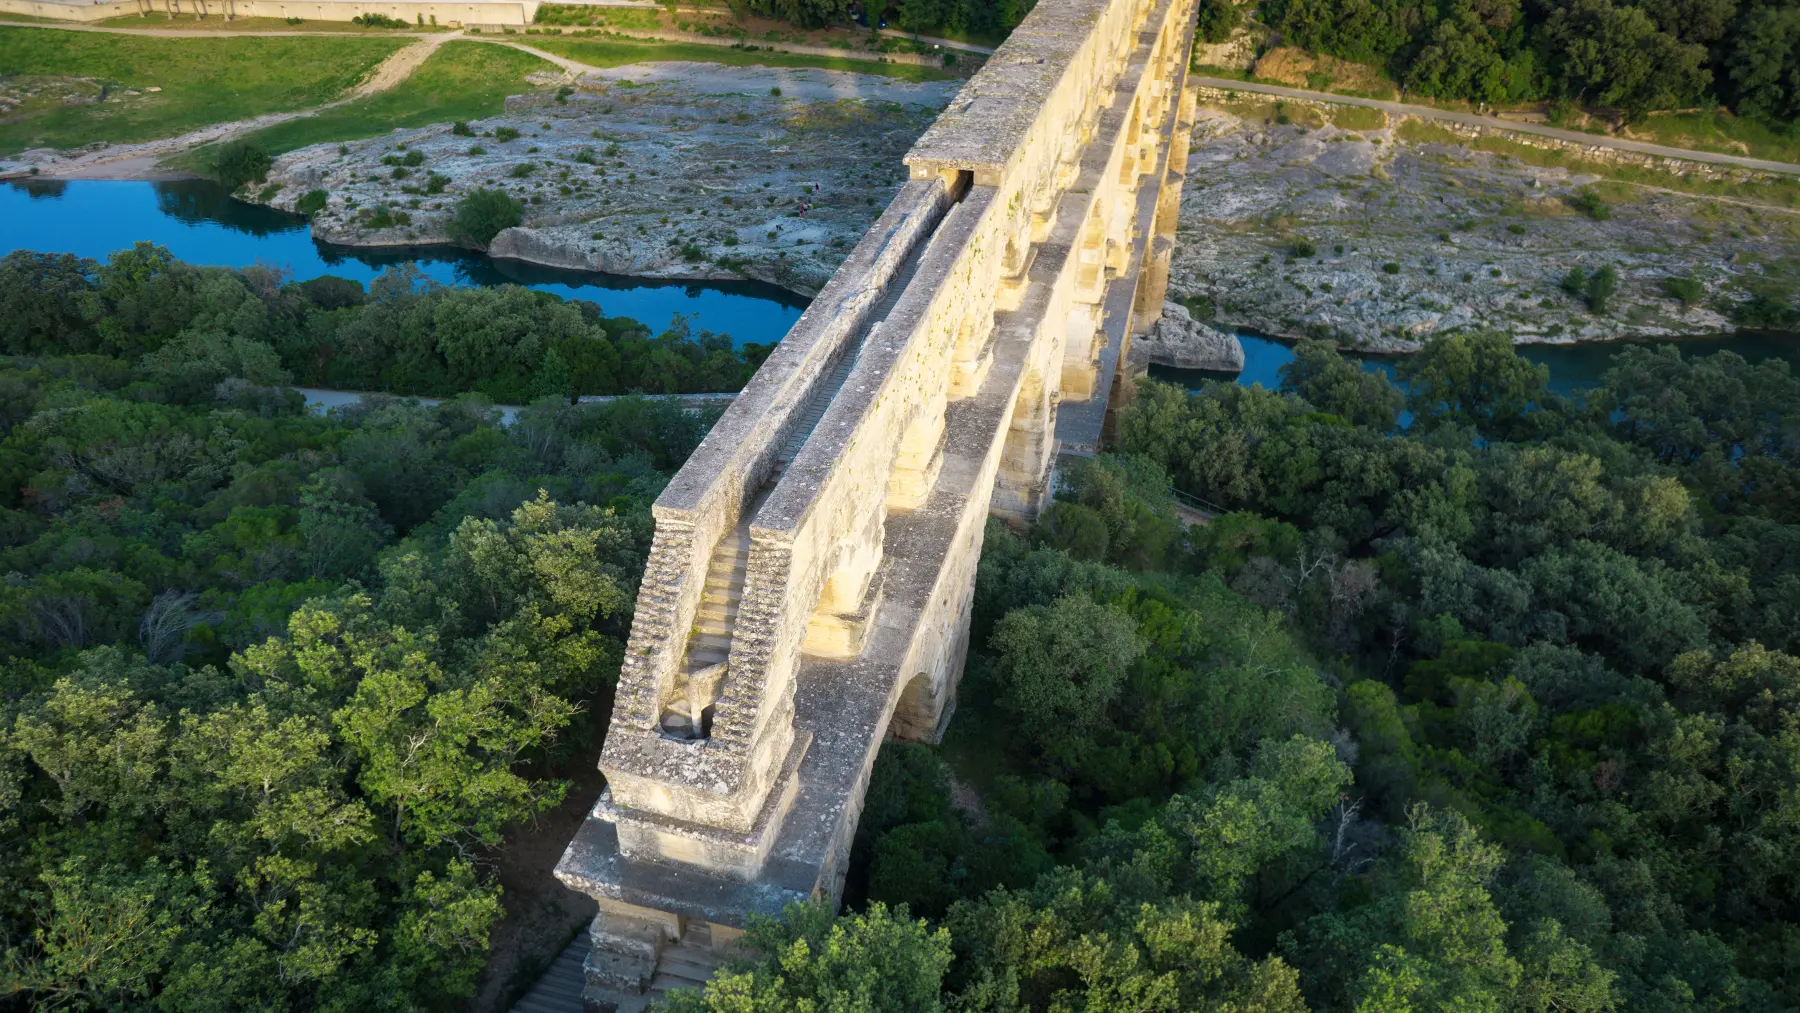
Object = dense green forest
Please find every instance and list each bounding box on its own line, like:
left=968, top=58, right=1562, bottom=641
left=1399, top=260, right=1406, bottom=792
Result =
left=2, top=238, right=1797, bottom=1012
left=1243, top=0, right=1800, bottom=118
left=0, top=248, right=751, bottom=1009
left=668, top=334, right=1800, bottom=1011
left=0, top=246, right=769, bottom=407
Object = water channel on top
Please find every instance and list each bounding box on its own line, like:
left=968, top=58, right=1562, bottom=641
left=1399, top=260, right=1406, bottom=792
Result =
left=1, top=178, right=809, bottom=345
left=4, top=179, right=1793, bottom=394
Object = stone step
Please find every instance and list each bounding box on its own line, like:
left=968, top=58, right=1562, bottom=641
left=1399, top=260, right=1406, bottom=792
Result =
left=690, top=632, right=733, bottom=651
left=657, top=948, right=722, bottom=983
left=688, top=646, right=729, bottom=666
left=585, top=948, right=655, bottom=995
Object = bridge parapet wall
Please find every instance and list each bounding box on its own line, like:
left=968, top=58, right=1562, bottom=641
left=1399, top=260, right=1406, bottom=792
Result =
left=597, top=179, right=950, bottom=854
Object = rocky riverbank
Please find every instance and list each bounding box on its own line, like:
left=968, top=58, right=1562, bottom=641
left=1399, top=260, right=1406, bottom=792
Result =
left=1168, top=99, right=1800, bottom=352
left=252, top=62, right=958, bottom=296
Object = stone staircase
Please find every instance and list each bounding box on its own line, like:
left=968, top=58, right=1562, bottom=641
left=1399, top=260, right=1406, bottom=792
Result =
left=509, top=924, right=725, bottom=1013
left=687, top=528, right=750, bottom=673
left=677, top=344, right=863, bottom=680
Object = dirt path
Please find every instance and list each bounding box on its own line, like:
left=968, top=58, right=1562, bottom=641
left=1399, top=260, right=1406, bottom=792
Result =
left=12, top=33, right=455, bottom=179
left=1190, top=76, right=1800, bottom=177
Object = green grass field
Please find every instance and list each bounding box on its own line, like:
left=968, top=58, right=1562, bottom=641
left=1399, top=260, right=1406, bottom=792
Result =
left=93, top=13, right=450, bottom=32
left=227, top=40, right=553, bottom=156
left=526, top=34, right=957, bottom=82
left=0, top=27, right=405, bottom=154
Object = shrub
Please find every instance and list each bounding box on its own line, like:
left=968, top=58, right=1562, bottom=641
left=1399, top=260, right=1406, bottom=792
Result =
left=1383, top=262, right=1401, bottom=274
left=1731, top=292, right=1800, bottom=329
left=424, top=172, right=452, bottom=195
left=295, top=189, right=328, bottom=215
left=390, top=166, right=409, bottom=180
left=467, top=145, right=487, bottom=155
left=770, top=86, right=782, bottom=96
left=1507, top=223, right=1527, bottom=234
left=1195, top=0, right=1242, bottom=42
left=494, top=126, right=521, bottom=142
left=1661, top=276, right=1703, bottom=307
left=365, top=205, right=411, bottom=229
left=350, top=11, right=406, bottom=27
left=1561, top=266, right=1588, bottom=297
left=452, top=121, right=474, bottom=136
left=402, top=149, right=424, bottom=167
left=212, top=140, right=271, bottom=191
left=1289, top=240, right=1317, bottom=258
left=508, top=163, right=536, bottom=178
left=1564, top=187, right=1611, bottom=220
left=1585, top=265, right=1617, bottom=314
left=448, top=188, right=524, bottom=247
left=681, top=243, right=705, bottom=261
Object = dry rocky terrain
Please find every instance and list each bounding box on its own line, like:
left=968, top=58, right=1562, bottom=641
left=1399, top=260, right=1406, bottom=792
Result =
left=1170, top=101, right=1800, bottom=350
left=255, top=62, right=955, bottom=295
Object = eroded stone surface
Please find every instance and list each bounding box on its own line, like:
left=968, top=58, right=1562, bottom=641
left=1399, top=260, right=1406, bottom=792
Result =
left=1135, top=299, right=1244, bottom=370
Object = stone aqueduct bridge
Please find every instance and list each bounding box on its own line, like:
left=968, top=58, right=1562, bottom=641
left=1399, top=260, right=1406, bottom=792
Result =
left=554, top=0, right=1201, bottom=1000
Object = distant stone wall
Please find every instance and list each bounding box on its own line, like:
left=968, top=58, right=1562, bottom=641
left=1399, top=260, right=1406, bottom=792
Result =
left=1, top=0, right=538, bottom=25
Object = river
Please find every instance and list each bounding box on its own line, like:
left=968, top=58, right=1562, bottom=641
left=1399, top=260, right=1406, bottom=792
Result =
left=5, top=178, right=1792, bottom=389
left=1, top=178, right=808, bottom=345
left=1151, top=331, right=1799, bottom=396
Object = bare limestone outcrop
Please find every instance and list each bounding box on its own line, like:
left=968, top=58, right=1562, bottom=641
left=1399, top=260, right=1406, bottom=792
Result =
left=1135, top=300, right=1245, bottom=370
left=1168, top=104, right=1795, bottom=351
left=252, top=64, right=959, bottom=298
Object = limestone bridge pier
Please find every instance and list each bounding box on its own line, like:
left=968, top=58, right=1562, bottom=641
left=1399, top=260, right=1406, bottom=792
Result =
left=553, top=0, right=1201, bottom=1001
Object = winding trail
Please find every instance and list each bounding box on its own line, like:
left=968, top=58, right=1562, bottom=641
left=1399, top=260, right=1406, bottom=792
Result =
left=1190, top=76, right=1800, bottom=177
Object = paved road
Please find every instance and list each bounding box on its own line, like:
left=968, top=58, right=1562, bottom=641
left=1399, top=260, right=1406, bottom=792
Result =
left=1189, top=76, right=1800, bottom=177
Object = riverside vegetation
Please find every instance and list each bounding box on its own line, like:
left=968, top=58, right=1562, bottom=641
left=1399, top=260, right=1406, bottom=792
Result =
left=653, top=333, right=1800, bottom=1011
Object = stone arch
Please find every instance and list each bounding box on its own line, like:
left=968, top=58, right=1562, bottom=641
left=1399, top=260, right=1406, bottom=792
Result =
left=889, top=671, right=944, bottom=743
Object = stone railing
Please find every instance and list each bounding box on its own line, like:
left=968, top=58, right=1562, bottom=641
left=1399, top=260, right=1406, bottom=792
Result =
left=596, top=178, right=951, bottom=871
